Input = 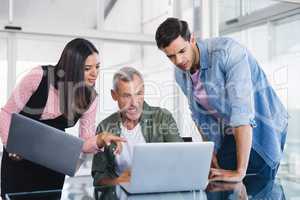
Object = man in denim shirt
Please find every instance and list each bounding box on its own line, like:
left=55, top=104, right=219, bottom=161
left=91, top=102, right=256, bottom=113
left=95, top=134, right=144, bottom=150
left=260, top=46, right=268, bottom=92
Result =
left=155, top=18, right=288, bottom=182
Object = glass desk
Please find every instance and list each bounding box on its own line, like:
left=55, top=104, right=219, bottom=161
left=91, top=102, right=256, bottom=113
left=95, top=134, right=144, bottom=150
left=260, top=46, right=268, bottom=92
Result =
left=5, top=175, right=298, bottom=200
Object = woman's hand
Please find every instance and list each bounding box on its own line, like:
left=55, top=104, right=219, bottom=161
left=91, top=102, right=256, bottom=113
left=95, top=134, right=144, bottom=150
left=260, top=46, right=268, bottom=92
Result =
left=96, top=132, right=126, bottom=154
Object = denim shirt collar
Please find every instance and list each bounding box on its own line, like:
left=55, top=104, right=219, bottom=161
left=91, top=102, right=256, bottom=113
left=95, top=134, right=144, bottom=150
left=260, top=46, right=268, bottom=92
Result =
left=197, top=40, right=209, bottom=71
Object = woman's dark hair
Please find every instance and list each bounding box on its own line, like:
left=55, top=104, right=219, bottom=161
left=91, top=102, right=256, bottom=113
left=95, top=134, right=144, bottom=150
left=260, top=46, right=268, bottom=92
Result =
left=54, top=38, right=98, bottom=119
left=155, top=17, right=191, bottom=49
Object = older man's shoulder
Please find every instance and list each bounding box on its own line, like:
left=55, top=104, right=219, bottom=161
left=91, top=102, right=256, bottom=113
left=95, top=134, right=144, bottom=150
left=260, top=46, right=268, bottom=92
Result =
left=145, top=103, right=173, bottom=117
left=97, top=112, right=120, bottom=131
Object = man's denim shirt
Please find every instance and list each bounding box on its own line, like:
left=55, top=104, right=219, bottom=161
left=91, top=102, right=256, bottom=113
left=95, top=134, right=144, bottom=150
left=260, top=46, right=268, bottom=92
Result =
left=175, top=37, right=288, bottom=168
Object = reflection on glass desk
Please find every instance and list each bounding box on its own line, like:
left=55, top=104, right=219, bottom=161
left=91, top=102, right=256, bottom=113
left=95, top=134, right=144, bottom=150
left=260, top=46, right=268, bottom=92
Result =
left=5, top=175, right=295, bottom=200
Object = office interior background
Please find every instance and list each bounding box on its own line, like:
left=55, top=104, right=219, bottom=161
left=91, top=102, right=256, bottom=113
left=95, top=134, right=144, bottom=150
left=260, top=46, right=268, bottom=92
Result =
left=0, top=0, right=300, bottom=185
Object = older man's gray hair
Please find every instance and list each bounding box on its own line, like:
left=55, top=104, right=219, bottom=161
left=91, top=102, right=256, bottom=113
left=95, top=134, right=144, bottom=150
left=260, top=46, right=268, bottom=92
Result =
left=112, top=67, right=144, bottom=91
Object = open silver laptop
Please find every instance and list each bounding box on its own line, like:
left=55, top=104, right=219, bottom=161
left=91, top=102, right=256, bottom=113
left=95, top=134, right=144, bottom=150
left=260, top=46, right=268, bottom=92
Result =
left=120, top=142, right=214, bottom=194
left=6, top=113, right=84, bottom=176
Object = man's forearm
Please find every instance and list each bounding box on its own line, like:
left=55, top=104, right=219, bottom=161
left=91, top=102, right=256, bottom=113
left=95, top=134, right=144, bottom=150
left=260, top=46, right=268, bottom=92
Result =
left=233, top=125, right=252, bottom=175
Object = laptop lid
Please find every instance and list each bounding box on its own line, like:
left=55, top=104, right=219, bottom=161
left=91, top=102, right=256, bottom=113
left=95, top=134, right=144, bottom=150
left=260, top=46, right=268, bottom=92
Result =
left=6, top=113, right=84, bottom=176
left=121, top=142, right=214, bottom=194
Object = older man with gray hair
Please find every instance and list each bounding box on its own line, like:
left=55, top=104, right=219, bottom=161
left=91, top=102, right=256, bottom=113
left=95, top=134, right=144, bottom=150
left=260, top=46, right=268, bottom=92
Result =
left=91, top=67, right=183, bottom=185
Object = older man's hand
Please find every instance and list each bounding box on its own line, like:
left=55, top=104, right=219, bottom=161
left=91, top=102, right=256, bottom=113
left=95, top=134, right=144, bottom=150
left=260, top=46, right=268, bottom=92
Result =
left=96, top=132, right=126, bottom=154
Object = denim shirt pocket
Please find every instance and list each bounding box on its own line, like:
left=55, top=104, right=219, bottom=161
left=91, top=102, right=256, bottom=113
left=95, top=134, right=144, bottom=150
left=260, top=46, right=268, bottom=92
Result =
left=204, top=78, right=229, bottom=116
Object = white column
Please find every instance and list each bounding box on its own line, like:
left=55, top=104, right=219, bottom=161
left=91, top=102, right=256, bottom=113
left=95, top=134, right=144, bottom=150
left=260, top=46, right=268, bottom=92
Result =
left=210, top=0, right=219, bottom=37
left=173, top=0, right=182, bottom=18
left=7, top=33, right=17, bottom=97
left=194, top=0, right=211, bottom=39
left=8, top=0, right=14, bottom=24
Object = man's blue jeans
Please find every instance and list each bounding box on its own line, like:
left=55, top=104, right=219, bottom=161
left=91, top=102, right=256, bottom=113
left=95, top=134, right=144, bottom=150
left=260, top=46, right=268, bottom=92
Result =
left=217, top=135, right=279, bottom=179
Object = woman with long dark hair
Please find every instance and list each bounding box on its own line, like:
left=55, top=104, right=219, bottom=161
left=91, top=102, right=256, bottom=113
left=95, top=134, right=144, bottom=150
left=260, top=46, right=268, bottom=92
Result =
left=0, top=38, right=124, bottom=198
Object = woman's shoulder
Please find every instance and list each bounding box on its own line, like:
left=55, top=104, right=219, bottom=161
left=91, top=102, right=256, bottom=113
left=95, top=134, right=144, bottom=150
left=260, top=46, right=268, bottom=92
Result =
left=18, top=66, right=45, bottom=91
left=26, top=65, right=44, bottom=78
left=25, top=65, right=56, bottom=82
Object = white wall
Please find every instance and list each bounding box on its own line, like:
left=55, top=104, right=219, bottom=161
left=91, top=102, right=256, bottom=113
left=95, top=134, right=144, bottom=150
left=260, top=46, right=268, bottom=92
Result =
left=104, top=0, right=141, bottom=33
left=0, top=0, right=98, bottom=31
left=0, top=0, right=199, bottom=138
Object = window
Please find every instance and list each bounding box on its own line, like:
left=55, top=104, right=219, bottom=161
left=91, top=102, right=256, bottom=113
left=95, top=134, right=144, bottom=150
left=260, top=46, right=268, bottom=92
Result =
left=16, top=37, right=66, bottom=83
left=0, top=37, right=8, bottom=107
left=219, top=0, right=241, bottom=23
left=245, top=0, right=278, bottom=14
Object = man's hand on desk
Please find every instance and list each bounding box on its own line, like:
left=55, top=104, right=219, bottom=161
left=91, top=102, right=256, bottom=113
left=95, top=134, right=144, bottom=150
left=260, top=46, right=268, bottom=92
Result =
left=209, top=151, right=245, bottom=182
left=209, top=168, right=245, bottom=182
